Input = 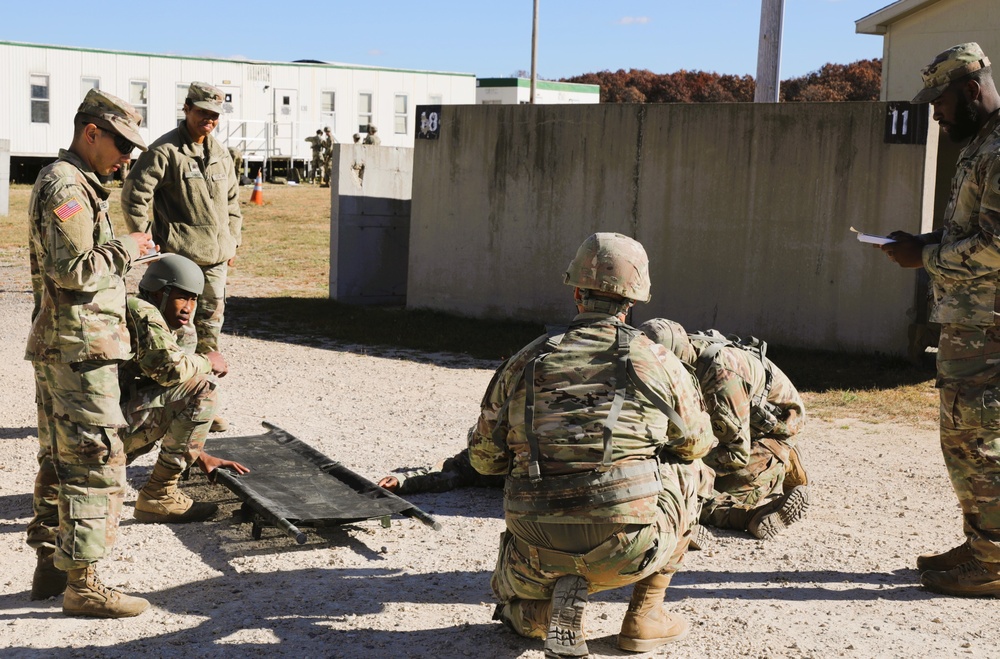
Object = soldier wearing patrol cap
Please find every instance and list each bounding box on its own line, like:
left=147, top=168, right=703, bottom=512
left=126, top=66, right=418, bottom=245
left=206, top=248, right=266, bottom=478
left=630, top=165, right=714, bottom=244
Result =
left=362, top=124, right=381, bottom=145
left=877, top=43, right=1000, bottom=597
left=122, top=82, right=242, bottom=402
left=469, top=232, right=715, bottom=656
left=25, top=88, right=156, bottom=615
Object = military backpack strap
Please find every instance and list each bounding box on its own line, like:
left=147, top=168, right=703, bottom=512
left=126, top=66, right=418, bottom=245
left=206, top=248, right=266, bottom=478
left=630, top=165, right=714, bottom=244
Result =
left=597, top=326, right=633, bottom=471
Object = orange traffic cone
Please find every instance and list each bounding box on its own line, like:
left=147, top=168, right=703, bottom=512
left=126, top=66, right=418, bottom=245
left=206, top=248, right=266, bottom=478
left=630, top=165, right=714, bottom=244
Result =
left=250, top=170, right=264, bottom=205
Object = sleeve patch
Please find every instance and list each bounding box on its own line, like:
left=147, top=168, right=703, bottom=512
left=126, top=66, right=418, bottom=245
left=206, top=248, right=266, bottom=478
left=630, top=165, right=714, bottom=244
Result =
left=53, top=199, right=84, bottom=222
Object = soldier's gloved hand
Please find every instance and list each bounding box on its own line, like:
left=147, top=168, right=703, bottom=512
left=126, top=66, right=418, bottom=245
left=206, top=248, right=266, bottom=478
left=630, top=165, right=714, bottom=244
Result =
left=207, top=351, right=228, bottom=377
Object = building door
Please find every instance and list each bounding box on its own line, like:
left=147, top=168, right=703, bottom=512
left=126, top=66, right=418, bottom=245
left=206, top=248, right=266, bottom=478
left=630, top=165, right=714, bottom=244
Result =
left=272, top=88, right=298, bottom=157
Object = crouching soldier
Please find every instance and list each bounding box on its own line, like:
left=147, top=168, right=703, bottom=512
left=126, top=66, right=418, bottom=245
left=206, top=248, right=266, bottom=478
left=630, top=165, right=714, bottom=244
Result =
left=470, top=233, right=715, bottom=656
left=641, top=319, right=809, bottom=540
left=122, top=254, right=247, bottom=524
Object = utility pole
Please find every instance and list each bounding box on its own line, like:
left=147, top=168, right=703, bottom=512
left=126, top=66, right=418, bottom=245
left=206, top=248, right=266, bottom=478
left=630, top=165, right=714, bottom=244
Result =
left=530, top=0, right=539, bottom=104
left=754, top=0, right=785, bottom=103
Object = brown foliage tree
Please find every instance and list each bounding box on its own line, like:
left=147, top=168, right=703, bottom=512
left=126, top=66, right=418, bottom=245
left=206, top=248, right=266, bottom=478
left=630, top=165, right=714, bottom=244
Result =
left=561, top=58, right=881, bottom=104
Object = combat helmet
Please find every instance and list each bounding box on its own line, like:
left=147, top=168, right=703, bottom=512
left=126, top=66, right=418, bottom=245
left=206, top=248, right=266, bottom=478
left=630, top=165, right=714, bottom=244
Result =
left=139, top=254, right=205, bottom=296
left=639, top=318, right=696, bottom=366
left=564, top=232, right=651, bottom=302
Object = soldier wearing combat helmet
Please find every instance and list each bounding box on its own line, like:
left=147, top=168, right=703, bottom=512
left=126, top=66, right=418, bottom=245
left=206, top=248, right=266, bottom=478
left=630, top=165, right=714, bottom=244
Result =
left=469, top=232, right=715, bottom=656
left=878, top=42, right=1000, bottom=597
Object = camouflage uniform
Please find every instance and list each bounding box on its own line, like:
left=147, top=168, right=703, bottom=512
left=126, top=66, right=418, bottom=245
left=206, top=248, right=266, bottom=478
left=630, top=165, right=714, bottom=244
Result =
left=119, top=297, right=218, bottom=471
left=923, top=109, right=1000, bottom=566
left=121, top=82, right=242, bottom=354
left=469, top=313, right=715, bottom=615
left=321, top=128, right=336, bottom=186
left=305, top=133, right=324, bottom=182
left=362, top=125, right=381, bottom=146
left=25, top=146, right=142, bottom=570
left=393, top=443, right=504, bottom=495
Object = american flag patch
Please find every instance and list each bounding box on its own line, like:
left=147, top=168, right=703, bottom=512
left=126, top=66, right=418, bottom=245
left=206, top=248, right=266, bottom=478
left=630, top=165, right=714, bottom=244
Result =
left=53, top=199, right=83, bottom=222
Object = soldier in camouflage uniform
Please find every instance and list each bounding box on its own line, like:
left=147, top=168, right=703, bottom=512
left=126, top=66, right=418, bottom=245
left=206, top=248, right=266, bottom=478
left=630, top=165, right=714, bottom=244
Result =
left=121, top=82, right=242, bottom=359
left=362, top=124, right=381, bottom=145
left=25, top=89, right=155, bottom=617
left=305, top=129, right=324, bottom=183
left=378, top=430, right=504, bottom=495
left=321, top=126, right=337, bottom=187
left=121, top=254, right=248, bottom=524
left=879, top=43, right=1000, bottom=597
left=469, top=233, right=715, bottom=656
left=641, top=319, right=809, bottom=540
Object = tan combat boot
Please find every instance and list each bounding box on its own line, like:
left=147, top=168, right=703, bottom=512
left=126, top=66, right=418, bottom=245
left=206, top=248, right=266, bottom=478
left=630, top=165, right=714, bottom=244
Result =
left=63, top=565, right=149, bottom=618
left=135, top=460, right=218, bottom=524
left=917, top=541, right=973, bottom=573
left=617, top=572, right=689, bottom=652
left=920, top=558, right=1000, bottom=598
left=746, top=485, right=810, bottom=540
left=544, top=574, right=590, bottom=658
left=210, top=416, right=229, bottom=433
left=30, top=547, right=67, bottom=600
left=495, top=598, right=553, bottom=640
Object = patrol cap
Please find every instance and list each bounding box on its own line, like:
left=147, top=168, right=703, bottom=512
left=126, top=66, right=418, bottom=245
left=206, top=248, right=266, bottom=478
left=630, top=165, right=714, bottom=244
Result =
left=187, top=81, right=224, bottom=113
left=368, top=124, right=378, bottom=132
left=324, top=126, right=332, bottom=132
left=76, top=89, right=147, bottom=151
left=913, top=42, right=991, bottom=104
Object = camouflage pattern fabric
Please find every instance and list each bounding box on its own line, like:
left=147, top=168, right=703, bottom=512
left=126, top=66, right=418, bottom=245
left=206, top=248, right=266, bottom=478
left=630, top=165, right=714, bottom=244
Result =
left=393, top=444, right=504, bottom=495
left=921, top=110, right=1000, bottom=566
left=470, top=312, right=715, bottom=613
left=25, top=150, right=138, bottom=569
left=937, top=324, right=1000, bottom=564
left=119, top=296, right=218, bottom=471
left=306, top=135, right=324, bottom=178
left=121, top=124, right=241, bottom=352
left=362, top=134, right=381, bottom=145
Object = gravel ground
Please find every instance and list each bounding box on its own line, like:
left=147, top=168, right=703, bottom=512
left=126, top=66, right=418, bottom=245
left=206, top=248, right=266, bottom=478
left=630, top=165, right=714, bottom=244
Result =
left=0, top=263, right=997, bottom=659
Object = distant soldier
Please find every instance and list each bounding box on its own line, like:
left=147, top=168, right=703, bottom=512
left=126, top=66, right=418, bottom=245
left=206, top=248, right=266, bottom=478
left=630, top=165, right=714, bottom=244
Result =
left=363, top=124, right=381, bottom=145
left=352, top=133, right=362, bottom=144
left=305, top=129, right=324, bottom=183
left=321, top=126, right=337, bottom=187
left=471, top=233, right=715, bottom=656
left=641, top=319, right=809, bottom=540
left=228, top=146, right=243, bottom=182
left=121, top=254, right=248, bottom=524
left=25, top=89, right=155, bottom=616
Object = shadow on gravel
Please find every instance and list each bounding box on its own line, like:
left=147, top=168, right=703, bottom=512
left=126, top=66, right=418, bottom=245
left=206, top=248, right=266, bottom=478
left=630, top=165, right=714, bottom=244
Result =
left=0, top=568, right=525, bottom=659
left=0, top=427, right=36, bottom=440
left=224, top=296, right=543, bottom=367
left=665, top=568, right=935, bottom=602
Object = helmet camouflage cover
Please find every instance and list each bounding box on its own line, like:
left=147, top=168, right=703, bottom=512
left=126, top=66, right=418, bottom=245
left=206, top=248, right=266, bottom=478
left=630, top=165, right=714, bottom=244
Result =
left=139, top=253, right=205, bottom=296
left=563, top=232, right=651, bottom=302
left=639, top=318, right=696, bottom=365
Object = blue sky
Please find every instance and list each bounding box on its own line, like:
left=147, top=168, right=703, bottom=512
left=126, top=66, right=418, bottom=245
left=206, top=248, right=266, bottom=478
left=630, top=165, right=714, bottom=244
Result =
left=2, top=0, right=893, bottom=79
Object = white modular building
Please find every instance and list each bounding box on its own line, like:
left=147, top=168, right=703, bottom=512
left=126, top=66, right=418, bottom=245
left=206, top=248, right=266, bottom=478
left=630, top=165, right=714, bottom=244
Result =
left=0, top=40, right=475, bottom=172
left=475, top=78, right=600, bottom=105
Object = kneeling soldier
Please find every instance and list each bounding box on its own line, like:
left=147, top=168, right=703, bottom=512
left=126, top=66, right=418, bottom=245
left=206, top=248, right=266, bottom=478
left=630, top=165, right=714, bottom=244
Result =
left=122, top=254, right=245, bottom=524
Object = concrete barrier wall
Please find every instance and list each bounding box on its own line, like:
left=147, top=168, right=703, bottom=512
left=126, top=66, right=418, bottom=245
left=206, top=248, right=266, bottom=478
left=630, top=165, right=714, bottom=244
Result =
left=329, top=144, right=412, bottom=305
left=408, top=102, right=937, bottom=355
left=0, top=139, right=9, bottom=217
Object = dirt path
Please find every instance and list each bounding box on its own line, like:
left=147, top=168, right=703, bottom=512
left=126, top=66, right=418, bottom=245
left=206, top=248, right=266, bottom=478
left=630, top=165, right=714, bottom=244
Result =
left=0, top=279, right=994, bottom=658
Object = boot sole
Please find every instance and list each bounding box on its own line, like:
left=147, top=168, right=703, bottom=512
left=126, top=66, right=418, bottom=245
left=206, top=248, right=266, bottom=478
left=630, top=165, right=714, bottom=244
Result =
left=750, top=486, right=810, bottom=540
left=545, top=575, right=589, bottom=658
left=63, top=604, right=149, bottom=618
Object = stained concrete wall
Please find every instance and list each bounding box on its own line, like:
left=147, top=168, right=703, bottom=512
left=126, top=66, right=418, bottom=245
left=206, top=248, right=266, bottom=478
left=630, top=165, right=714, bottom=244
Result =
left=408, top=102, right=938, bottom=355
left=0, top=139, right=9, bottom=216
left=329, top=144, right=412, bottom=305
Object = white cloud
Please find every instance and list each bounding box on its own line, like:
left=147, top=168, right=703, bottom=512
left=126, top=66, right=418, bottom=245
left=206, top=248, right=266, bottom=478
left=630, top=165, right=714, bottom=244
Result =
left=368, top=49, right=384, bottom=56
left=617, top=16, right=651, bottom=25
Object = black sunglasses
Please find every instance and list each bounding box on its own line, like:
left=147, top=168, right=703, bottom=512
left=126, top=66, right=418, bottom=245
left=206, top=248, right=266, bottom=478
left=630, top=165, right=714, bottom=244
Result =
left=98, top=128, right=136, bottom=155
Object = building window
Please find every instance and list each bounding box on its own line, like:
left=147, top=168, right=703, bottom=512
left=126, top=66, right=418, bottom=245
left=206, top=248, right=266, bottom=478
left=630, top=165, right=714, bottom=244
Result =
left=321, top=91, right=336, bottom=131
left=81, top=77, right=99, bottom=100
left=30, top=74, right=49, bottom=124
left=130, top=80, right=148, bottom=124
left=358, top=92, right=373, bottom=133
left=176, top=83, right=189, bottom=121
left=394, top=94, right=408, bottom=134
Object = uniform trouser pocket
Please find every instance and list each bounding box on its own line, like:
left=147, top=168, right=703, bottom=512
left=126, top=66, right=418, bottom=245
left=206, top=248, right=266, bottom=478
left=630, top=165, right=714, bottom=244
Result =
left=64, top=494, right=109, bottom=561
